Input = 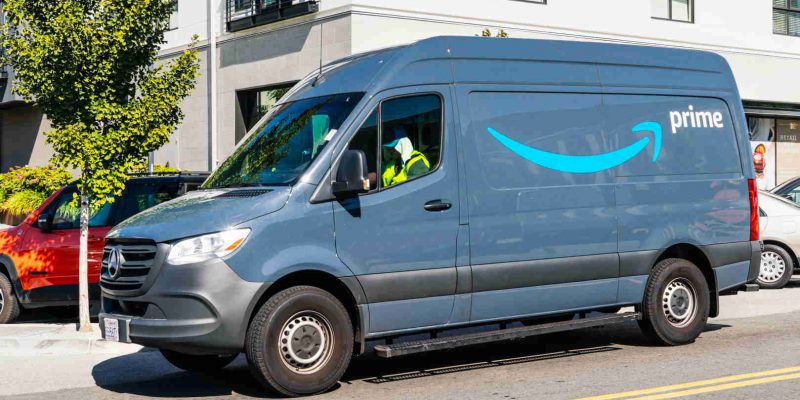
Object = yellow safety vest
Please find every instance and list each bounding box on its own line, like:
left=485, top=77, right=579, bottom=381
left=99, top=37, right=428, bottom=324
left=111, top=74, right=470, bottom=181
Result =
left=382, top=151, right=430, bottom=187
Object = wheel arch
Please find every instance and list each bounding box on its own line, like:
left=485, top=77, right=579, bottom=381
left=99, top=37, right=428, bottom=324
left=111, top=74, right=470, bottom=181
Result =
left=243, top=269, right=367, bottom=352
left=654, top=243, right=718, bottom=318
left=0, top=254, right=23, bottom=298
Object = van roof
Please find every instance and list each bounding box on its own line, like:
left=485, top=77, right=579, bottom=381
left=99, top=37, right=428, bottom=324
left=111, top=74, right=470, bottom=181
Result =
left=284, top=36, right=736, bottom=103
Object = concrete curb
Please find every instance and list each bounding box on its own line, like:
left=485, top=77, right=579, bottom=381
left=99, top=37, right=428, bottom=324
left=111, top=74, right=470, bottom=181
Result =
left=0, top=323, right=150, bottom=355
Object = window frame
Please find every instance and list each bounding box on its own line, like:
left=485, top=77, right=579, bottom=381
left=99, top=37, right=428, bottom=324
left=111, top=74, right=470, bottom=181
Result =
left=37, top=188, right=115, bottom=231
left=343, top=92, right=446, bottom=196
left=774, top=1, right=800, bottom=37
left=651, top=0, right=695, bottom=24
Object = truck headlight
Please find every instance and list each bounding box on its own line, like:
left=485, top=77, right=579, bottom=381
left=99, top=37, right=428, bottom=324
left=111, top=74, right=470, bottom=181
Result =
left=167, top=229, right=251, bottom=265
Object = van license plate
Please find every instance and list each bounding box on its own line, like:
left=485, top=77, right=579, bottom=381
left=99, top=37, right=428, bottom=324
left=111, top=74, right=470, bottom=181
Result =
left=104, top=318, right=119, bottom=342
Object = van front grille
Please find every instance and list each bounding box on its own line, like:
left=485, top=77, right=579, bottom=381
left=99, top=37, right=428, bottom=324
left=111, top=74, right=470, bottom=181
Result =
left=100, top=240, right=158, bottom=293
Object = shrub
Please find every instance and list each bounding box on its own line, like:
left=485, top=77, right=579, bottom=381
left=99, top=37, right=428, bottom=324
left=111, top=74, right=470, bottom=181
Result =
left=0, top=165, right=73, bottom=224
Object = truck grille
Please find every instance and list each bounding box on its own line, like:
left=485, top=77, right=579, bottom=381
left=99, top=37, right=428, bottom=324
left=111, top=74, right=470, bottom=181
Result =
left=100, top=240, right=158, bottom=292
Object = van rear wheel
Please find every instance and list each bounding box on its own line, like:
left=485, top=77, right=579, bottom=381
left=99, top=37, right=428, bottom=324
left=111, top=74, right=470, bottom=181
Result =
left=0, top=273, right=20, bottom=324
left=638, top=258, right=709, bottom=346
left=246, top=286, right=353, bottom=397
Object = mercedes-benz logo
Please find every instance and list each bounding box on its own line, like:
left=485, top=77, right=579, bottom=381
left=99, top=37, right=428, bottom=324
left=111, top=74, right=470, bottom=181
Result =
left=108, top=248, right=124, bottom=280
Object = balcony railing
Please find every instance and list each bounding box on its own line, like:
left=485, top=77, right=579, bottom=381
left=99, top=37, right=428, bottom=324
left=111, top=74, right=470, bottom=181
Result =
left=226, top=0, right=319, bottom=32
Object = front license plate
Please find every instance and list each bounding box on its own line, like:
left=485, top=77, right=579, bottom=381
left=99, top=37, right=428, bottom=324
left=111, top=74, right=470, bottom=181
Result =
left=104, top=318, right=120, bottom=342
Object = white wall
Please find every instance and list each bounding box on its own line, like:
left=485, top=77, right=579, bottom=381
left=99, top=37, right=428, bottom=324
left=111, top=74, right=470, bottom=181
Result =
left=346, top=0, right=800, bottom=103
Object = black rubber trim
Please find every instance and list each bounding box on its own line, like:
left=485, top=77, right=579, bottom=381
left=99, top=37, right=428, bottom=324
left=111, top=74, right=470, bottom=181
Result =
left=358, top=268, right=456, bottom=303
left=471, top=253, right=618, bottom=293
left=619, top=250, right=661, bottom=277
left=701, top=241, right=754, bottom=268
left=339, top=276, right=368, bottom=304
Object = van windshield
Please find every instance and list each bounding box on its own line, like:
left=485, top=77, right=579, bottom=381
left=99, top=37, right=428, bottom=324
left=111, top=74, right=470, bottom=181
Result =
left=204, top=92, right=365, bottom=188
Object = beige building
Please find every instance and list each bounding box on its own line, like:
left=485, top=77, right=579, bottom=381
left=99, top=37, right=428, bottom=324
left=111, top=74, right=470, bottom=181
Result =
left=2, top=1, right=800, bottom=189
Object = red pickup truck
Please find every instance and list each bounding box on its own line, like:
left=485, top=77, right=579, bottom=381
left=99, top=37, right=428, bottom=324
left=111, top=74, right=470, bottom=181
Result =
left=0, top=173, right=208, bottom=323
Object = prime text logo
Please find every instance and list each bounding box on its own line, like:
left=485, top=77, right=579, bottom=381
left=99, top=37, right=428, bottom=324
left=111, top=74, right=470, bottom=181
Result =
left=669, top=105, right=724, bottom=134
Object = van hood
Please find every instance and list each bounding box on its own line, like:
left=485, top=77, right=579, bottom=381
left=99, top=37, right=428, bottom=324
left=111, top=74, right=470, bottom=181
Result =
left=108, top=187, right=291, bottom=243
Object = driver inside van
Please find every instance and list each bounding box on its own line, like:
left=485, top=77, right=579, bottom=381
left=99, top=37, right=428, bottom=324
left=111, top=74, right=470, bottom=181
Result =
left=382, top=127, right=431, bottom=187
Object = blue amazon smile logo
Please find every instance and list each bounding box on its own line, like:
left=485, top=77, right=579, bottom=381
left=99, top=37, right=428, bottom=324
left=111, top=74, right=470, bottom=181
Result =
left=487, top=121, right=662, bottom=173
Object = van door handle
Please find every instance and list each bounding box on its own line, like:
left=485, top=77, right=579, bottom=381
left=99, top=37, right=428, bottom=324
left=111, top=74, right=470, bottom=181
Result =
left=424, top=200, right=452, bottom=212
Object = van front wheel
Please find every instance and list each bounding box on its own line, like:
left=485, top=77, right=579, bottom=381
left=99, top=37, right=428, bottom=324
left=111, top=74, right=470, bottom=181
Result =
left=246, top=286, right=353, bottom=397
left=638, top=258, right=710, bottom=346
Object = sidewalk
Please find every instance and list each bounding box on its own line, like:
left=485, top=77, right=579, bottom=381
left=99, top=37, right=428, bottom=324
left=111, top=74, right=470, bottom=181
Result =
left=0, top=323, right=148, bottom=355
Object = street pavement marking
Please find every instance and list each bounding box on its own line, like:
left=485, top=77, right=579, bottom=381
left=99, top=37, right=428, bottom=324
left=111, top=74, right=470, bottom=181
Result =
left=576, top=365, right=800, bottom=400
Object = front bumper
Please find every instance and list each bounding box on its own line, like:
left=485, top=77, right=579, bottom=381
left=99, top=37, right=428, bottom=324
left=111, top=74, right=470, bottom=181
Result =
left=100, top=258, right=267, bottom=355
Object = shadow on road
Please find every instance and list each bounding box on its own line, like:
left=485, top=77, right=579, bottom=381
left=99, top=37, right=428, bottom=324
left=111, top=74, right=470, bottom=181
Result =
left=90, top=320, right=735, bottom=398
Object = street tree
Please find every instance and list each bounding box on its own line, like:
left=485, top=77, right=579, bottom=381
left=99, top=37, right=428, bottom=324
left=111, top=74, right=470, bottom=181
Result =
left=1, top=0, right=200, bottom=331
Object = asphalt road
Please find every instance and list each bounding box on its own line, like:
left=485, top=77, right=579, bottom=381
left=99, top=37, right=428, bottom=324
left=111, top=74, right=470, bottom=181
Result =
left=3, top=279, right=800, bottom=400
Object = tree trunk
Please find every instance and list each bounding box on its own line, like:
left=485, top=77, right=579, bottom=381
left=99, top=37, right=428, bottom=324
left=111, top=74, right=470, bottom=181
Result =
left=77, top=195, right=92, bottom=332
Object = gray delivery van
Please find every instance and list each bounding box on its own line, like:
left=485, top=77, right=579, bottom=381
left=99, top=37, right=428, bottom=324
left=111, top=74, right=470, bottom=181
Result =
left=99, top=36, right=762, bottom=396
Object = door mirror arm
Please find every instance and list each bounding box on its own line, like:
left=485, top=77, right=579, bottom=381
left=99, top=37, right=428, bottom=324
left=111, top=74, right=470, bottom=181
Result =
left=332, top=150, right=370, bottom=198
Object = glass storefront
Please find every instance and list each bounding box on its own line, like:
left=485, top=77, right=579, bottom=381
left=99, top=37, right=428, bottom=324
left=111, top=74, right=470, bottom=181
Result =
left=748, top=116, right=800, bottom=190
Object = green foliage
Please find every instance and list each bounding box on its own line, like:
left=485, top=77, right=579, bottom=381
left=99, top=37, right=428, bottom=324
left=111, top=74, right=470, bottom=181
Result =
left=3, top=190, right=48, bottom=217
left=128, top=161, right=181, bottom=174
left=0, top=165, right=72, bottom=221
left=1, top=0, right=201, bottom=208
left=480, top=29, right=510, bottom=38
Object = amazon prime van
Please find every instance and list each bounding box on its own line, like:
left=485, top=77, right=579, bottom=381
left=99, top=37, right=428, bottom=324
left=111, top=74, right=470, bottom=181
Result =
left=99, top=36, right=761, bottom=396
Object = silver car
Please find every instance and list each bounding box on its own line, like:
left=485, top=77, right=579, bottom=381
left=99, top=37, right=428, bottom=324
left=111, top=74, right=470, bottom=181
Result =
left=757, top=191, right=800, bottom=289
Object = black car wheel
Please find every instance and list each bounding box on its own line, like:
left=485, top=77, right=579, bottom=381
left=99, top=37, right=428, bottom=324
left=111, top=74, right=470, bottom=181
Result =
left=756, top=244, right=794, bottom=289
left=638, top=258, right=710, bottom=346
left=246, top=286, right=353, bottom=397
left=0, top=273, right=20, bottom=324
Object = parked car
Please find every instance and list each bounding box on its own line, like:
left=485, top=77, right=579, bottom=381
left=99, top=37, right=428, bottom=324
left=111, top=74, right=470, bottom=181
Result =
left=99, top=37, right=761, bottom=397
left=756, top=191, right=800, bottom=289
left=0, top=172, right=208, bottom=323
left=771, top=176, right=800, bottom=205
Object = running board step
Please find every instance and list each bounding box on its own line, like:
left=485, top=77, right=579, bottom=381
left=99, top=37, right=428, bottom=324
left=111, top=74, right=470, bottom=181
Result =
left=374, top=312, right=641, bottom=358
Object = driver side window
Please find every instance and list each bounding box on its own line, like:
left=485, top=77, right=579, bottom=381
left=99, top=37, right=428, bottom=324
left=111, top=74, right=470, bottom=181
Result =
left=41, top=189, right=112, bottom=230
left=344, top=94, right=443, bottom=193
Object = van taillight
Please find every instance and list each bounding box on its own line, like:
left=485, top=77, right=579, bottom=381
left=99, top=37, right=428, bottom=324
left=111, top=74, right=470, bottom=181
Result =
left=748, top=179, right=759, bottom=241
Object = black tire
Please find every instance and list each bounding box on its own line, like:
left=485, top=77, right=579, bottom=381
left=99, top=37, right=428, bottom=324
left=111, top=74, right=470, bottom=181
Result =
left=638, top=258, right=710, bottom=346
left=756, top=244, right=794, bottom=289
left=160, top=349, right=237, bottom=372
left=246, top=286, right=353, bottom=397
left=0, top=272, right=20, bottom=324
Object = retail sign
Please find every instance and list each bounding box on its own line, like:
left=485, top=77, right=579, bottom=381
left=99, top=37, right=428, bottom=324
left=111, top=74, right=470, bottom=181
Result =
left=777, top=120, right=800, bottom=143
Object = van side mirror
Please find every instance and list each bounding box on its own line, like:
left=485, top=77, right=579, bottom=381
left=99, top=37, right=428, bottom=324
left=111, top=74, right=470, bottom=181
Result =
left=37, top=213, right=53, bottom=232
left=332, top=150, right=370, bottom=197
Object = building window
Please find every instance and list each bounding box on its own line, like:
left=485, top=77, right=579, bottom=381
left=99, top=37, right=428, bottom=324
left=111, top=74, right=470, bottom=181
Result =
left=774, top=0, right=800, bottom=36
left=651, top=0, right=694, bottom=23
left=235, top=84, right=294, bottom=143
left=168, top=0, right=179, bottom=31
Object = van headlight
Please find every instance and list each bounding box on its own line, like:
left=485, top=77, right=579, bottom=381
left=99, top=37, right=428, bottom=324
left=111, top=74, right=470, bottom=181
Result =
left=167, top=229, right=251, bottom=265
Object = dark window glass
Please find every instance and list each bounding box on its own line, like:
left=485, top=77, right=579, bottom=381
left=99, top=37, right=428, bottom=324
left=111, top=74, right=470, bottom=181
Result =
left=346, top=110, right=379, bottom=191
left=775, top=0, right=800, bottom=36
left=380, top=95, right=443, bottom=188
left=43, top=190, right=113, bottom=230
left=206, top=92, right=365, bottom=188
left=237, top=85, right=294, bottom=143
left=113, top=183, right=182, bottom=224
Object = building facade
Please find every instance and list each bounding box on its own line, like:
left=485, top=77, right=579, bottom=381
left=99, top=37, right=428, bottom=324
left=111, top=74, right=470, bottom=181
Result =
left=2, top=0, right=800, bottom=189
